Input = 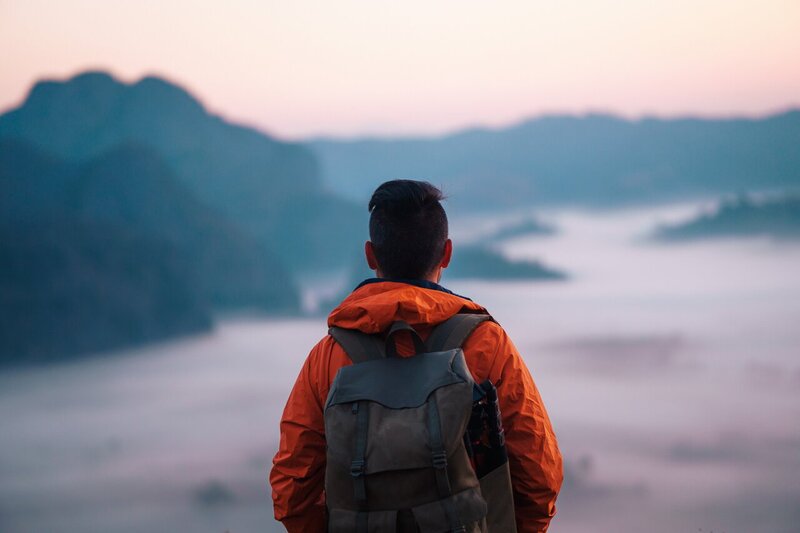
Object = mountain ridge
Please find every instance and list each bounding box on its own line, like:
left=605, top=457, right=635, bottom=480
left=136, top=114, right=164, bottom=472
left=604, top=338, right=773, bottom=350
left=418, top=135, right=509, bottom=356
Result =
left=1, top=138, right=300, bottom=312
left=0, top=138, right=303, bottom=362
left=308, top=108, right=800, bottom=143
left=310, top=109, right=800, bottom=210
left=0, top=70, right=363, bottom=272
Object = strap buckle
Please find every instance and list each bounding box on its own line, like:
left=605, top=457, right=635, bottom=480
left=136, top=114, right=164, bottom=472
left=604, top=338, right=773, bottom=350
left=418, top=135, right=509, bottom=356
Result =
left=432, top=451, right=448, bottom=469
left=350, top=459, right=366, bottom=478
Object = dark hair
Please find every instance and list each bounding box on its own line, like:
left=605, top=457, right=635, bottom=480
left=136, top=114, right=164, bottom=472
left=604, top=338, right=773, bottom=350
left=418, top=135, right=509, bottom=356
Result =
left=368, top=179, right=448, bottom=279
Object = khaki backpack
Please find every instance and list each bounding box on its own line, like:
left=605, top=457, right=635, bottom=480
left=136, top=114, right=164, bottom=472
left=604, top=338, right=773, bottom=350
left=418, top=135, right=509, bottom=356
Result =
left=325, top=313, right=517, bottom=532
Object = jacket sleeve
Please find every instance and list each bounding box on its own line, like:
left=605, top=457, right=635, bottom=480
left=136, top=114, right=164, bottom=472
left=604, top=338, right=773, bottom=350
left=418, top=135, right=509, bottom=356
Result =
left=480, top=324, right=564, bottom=532
left=270, top=338, right=330, bottom=532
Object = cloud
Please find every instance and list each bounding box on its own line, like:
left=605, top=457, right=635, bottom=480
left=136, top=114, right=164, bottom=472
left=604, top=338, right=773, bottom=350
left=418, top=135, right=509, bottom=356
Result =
left=560, top=454, right=649, bottom=503
left=542, top=333, right=689, bottom=374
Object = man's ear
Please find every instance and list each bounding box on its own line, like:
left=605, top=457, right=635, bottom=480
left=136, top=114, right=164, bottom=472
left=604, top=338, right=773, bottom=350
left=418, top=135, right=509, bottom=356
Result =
left=440, top=239, right=452, bottom=268
left=365, top=241, right=379, bottom=271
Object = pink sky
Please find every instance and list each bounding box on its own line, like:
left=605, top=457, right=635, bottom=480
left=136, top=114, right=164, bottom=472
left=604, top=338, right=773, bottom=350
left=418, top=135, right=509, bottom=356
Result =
left=2, top=0, right=799, bottom=139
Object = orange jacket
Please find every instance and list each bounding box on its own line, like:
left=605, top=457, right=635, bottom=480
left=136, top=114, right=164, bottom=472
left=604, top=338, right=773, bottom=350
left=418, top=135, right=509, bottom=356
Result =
left=270, top=279, right=563, bottom=532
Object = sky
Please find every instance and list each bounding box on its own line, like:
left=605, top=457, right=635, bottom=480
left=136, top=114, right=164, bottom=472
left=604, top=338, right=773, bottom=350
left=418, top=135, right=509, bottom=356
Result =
left=1, top=0, right=799, bottom=139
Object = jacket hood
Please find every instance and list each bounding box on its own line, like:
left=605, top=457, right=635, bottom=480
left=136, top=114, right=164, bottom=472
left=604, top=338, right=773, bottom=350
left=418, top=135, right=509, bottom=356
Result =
left=327, top=279, right=487, bottom=334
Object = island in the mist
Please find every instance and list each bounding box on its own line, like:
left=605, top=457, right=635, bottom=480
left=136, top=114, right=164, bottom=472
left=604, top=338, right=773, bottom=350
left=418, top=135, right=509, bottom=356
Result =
left=653, top=194, right=800, bottom=241
left=447, top=246, right=565, bottom=280
left=479, top=216, right=556, bottom=243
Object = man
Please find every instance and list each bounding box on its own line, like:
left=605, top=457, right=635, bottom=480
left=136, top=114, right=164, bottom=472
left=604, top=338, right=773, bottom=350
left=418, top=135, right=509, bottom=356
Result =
left=270, top=180, right=563, bottom=532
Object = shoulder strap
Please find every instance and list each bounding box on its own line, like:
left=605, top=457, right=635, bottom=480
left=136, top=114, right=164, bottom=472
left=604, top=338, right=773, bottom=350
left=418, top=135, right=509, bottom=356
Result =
left=426, top=313, right=494, bottom=352
left=328, top=326, right=386, bottom=364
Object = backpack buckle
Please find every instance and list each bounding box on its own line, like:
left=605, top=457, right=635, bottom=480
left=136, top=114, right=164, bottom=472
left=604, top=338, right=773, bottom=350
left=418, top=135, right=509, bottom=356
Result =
left=432, top=451, right=448, bottom=469
left=350, top=459, right=366, bottom=478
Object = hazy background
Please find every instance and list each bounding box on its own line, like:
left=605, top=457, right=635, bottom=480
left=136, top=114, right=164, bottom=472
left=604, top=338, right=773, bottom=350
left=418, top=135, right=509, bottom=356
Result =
left=3, top=0, right=800, bottom=137
left=1, top=1, right=799, bottom=532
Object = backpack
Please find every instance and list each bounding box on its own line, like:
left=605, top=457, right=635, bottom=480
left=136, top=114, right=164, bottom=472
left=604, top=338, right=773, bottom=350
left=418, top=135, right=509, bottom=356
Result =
left=324, top=313, right=517, bottom=532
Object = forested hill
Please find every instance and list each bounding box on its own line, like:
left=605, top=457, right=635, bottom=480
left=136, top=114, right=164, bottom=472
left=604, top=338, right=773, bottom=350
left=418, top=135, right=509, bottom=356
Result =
left=0, top=71, right=364, bottom=271
left=653, top=193, right=800, bottom=241
left=0, top=139, right=302, bottom=363
left=0, top=70, right=368, bottom=362
left=311, top=111, right=800, bottom=210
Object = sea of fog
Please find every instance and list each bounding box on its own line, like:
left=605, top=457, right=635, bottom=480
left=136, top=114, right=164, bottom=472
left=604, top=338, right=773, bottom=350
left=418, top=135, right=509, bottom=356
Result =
left=1, top=203, right=799, bottom=533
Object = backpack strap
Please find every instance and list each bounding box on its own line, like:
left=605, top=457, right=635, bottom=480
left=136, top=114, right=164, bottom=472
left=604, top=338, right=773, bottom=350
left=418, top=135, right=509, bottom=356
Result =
left=331, top=313, right=493, bottom=362
left=426, top=313, right=494, bottom=352
left=328, top=326, right=385, bottom=364
left=384, top=320, right=426, bottom=358
left=428, top=393, right=466, bottom=532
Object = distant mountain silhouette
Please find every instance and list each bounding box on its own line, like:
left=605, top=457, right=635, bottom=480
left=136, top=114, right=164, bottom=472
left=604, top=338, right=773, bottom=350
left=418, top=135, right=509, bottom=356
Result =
left=0, top=139, right=299, bottom=362
left=653, top=193, right=800, bottom=241
left=311, top=112, right=800, bottom=210
left=479, top=216, right=556, bottom=243
left=445, top=246, right=565, bottom=281
left=0, top=71, right=362, bottom=271
left=1, top=138, right=299, bottom=310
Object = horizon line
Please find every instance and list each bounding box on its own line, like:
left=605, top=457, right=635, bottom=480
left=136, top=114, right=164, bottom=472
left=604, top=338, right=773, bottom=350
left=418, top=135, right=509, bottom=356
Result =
left=3, top=67, right=799, bottom=143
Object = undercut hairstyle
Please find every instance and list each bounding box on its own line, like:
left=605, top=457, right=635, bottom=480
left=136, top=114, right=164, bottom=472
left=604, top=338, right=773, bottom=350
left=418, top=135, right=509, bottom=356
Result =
left=368, top=179, right=448, bottom=279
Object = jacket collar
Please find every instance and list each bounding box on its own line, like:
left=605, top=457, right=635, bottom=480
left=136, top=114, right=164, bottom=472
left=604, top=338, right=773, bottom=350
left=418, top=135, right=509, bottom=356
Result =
left=354, top=277, right=471, bottom=301
left=327, top=277, right=485, bottom=333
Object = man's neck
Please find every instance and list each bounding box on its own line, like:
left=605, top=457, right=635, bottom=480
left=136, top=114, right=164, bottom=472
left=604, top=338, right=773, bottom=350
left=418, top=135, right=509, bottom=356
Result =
left=376, top=268, right=441, bottom=284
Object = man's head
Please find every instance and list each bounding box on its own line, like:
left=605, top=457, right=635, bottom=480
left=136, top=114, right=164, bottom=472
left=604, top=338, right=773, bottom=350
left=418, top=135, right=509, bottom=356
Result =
left=366, top=179, right=452, bottom=281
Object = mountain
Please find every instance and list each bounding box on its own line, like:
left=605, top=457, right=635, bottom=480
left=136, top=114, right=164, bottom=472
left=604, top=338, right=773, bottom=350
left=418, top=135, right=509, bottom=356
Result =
left=0, top=218, right=212, bottom=365
left=0, top=139, right=304, bottom=362
left=310, top=111, right=800, bottom=211
left=0, top=138, right=74, bottom=219
left=0, top=71, right=362, bottom=271
left=652, top=193, right=800, bottom=241
left=1, top=139, right=299, bottom=311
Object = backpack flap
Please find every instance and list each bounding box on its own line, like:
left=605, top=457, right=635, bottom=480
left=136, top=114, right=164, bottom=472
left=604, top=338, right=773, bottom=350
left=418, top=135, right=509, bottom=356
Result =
left=324, top=348, right=478, bottom=511
left=325, top=349, right=474, bottom=474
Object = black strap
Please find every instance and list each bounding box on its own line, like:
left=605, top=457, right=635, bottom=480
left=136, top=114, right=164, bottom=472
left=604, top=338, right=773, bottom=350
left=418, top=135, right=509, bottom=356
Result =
left=384, top=320, right=426, bottom=358
left=351, top=400, right=369, bottom=532
left=427, top=395, right=464, bottom=532
left=356, top=511, right=368, bottom=533
left=426, top=313, right=493, bottom=353
left=329, top=326, right=385, bottom=364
